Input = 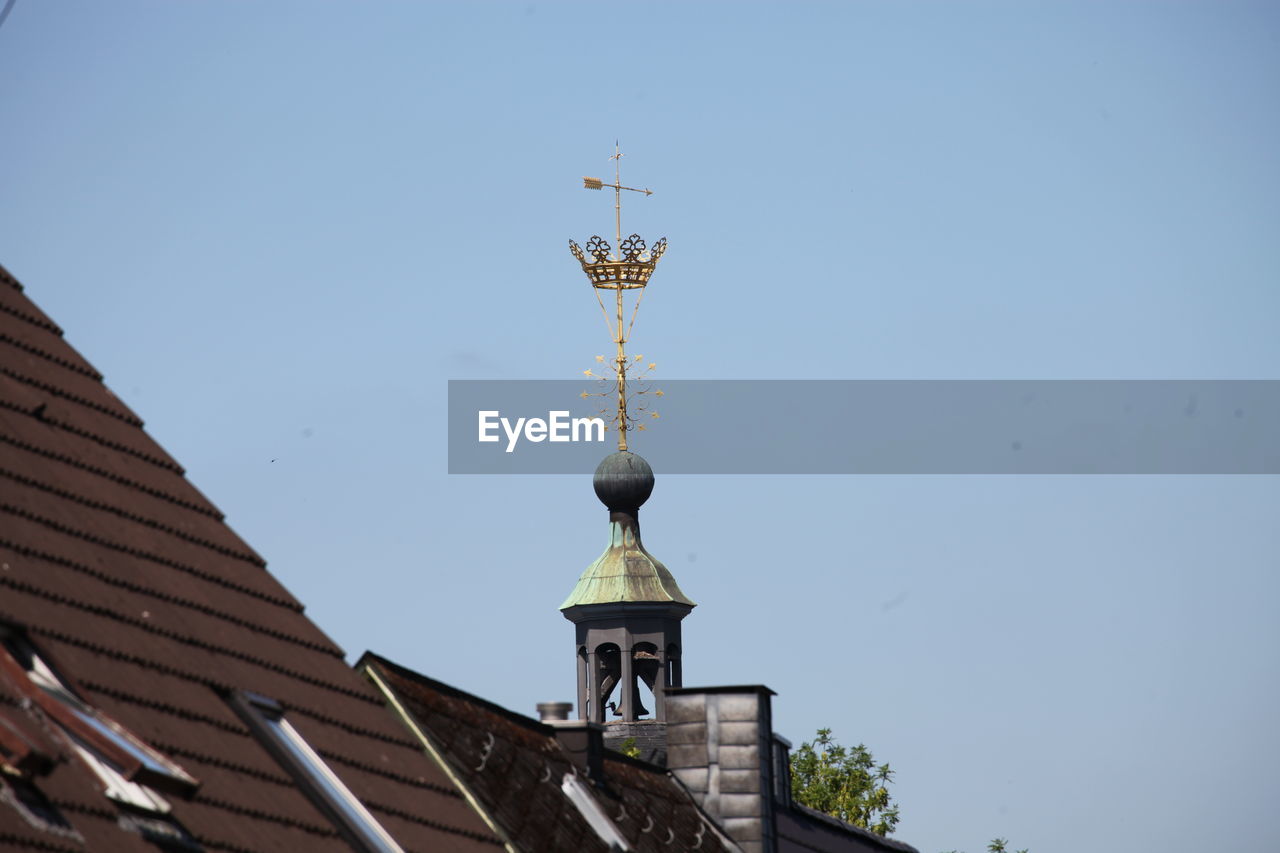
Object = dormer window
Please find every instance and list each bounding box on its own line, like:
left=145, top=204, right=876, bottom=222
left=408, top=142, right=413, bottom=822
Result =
left=0, top=632, right=199, bottom=811
left=228, top=690, right=404, bottom=853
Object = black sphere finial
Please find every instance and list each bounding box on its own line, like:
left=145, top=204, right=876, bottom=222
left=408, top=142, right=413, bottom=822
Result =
left=593, top=451, right=654, bottom=512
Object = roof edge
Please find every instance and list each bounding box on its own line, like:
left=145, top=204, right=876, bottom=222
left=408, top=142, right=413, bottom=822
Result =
left=356, top=654, right=519, bottom=853
left=787, top=803, right=921, bottom=853
left=664, top=684, right=777, bottom=697
left=356, top=652, right=561, bottom=738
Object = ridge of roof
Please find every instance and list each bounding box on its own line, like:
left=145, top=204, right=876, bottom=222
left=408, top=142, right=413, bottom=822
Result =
left=358, top=652, right=554, bottom=737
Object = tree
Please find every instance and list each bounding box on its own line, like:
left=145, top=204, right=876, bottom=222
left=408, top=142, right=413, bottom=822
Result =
left=942, top=839, right=1028, bottom=853
left=986, top=840, right=1028, bottom=853
left=791, top=728, right=1028, bottom=852
left=788, top=728, right=900, bottom=836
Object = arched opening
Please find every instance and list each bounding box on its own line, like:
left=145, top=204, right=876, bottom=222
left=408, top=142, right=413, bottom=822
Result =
left=633, top=643, right=660, bottom=720
left=594, top=643, right=622, bottom=718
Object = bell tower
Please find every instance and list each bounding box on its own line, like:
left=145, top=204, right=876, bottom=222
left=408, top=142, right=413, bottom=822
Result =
left=560, top=148, right=695, bottom=758
left=562, top=451, right=694, bottom=727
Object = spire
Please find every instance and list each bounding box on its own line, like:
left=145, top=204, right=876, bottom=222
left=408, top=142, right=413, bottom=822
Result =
left=570, top=142, right=666, bottom=451
left=563, top=146, right=688, bottom=612
left=562, top=149, right=692, bottom=731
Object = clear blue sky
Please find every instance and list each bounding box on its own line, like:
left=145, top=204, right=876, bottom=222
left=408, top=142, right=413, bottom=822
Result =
left=2, top=3, right=1277, bottom=852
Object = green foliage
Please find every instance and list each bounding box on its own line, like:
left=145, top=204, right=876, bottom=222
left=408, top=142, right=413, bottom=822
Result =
left=617, top=736, right=641, bottom=759
left=788, top=728, right=900, bottom=836
left=790, top=727, right=1027, bottom=851
left=986, top=839, right=1028, bottom=853
left=940, top=838, right=1028, bottom=853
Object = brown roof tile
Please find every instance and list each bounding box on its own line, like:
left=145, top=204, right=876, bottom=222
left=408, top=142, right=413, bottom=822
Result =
left=0, top=274, right=64, bottom=337
left=0, top=322, right=101, bottom=382
left=0, top=455, right=263, bottom=565
left=0, top=264, right=503, bottom=851
left=0, top=407, right=226, bottom=523
left=0, top=544, right=337, bottom=657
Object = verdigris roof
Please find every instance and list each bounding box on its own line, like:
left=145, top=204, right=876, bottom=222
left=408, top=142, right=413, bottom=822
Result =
left=559, top=517, right=695, bottom=609
left=561, top=452, right=695, bottom=610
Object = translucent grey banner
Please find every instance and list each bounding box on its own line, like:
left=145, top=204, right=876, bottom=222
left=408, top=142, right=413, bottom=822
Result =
left=447, top=380, right=1280, bottom=474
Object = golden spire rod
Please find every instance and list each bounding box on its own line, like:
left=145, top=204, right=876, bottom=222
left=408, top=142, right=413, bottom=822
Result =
left=582, top=142, right=652, bottom=261
left=571, top=144, right=665, bottom=453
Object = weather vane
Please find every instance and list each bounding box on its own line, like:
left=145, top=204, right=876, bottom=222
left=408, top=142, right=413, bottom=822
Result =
left=569, top=143, right=666, bottom=452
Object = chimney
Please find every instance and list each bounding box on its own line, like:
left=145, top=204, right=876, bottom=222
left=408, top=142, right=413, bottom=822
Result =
left=536, top=702, right=572, bottom=722
left=539, top=704, right=606, bottom=786
left=664, top=685, right=778, bottom=853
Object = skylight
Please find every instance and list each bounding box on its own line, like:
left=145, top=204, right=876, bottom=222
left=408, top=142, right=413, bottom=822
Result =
left=25, top=652, right=184, bottom=781
left=67, top=739, right=172, bottom=814
left=561, top=772, right=631, bottom=852
left=0, top=634, right=199, bottom=808
left=229, top=690, right=404, bottom=853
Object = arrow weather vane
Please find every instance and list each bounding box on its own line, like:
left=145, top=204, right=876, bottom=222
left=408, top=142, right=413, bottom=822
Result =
left=569, top=144, right=666, bottom=452
left=584, top=141, right=653, bottom=251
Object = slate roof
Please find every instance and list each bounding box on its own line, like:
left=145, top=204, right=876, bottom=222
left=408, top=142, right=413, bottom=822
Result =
left=0, top=263, right=503, bottom=851
left=359, top=653, right=738, bottom=853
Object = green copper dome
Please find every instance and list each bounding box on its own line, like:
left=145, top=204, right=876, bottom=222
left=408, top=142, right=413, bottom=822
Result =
left=559, top=453, right=695, bottom=610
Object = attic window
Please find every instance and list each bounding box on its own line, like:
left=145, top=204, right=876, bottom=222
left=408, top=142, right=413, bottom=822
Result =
left=228, top=691, right=404, bottom=853
left=0, top=633, right=199, bottom=812
left=561, top=772, right=631, bottom=852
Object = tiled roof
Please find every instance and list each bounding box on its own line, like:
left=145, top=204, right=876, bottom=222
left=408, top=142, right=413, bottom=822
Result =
left=0, top=264, right=503, bottom=852
left=360, top=653, right=738, bottom=853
